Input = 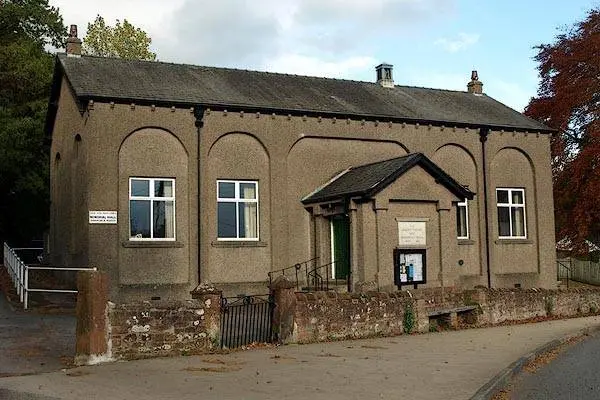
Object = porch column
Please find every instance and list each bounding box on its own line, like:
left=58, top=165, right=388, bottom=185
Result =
left=313, top=212, right=330, bottom=266
left=437, top=199, right=456, bottom=288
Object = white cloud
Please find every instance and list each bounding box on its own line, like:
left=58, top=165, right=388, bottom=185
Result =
left=435, top=32, right=480, bottom=53
left=263, top=54, right=377, bottom=78
left=49, top=0, right=455, bottom=77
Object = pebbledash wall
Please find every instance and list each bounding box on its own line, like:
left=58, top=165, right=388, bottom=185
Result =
left=48, top=53, right=558, bottom=303
left=76, top=272, right=600, bottom=363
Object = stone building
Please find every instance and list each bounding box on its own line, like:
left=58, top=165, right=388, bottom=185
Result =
left=45, top=28, right=556, bottom=301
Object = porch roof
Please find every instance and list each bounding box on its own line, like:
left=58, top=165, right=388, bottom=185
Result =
left=301, top=153, right=475, bottom=204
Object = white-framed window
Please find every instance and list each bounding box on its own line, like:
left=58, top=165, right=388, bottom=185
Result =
left=457, top=199, right=469, bottom=239
left=129, top=178, right=175, bottom=240
left=217, top=180, right=259, bottom=240
left=496, top=188, right=526, bottom=239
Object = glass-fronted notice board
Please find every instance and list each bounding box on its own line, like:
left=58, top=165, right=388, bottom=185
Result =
left=394, top=248, right=427, bottom=289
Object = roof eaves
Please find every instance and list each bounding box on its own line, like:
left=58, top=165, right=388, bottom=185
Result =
left=69, top=93, right=556, bottom=134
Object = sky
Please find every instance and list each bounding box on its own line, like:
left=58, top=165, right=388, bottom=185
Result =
left=49, top=0, right=599, bottom=111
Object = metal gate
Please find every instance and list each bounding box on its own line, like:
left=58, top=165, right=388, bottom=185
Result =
left=220, top=294, right=274, bottom=349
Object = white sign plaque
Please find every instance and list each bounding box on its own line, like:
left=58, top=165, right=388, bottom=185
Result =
left=89, top=211, right=118, bottom=224
left=398, top=221, right=426, bottom=246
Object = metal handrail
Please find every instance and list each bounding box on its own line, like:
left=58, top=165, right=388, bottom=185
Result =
left=3, top=242, right=97, bottom=309
left=268, top=257, right=320, bottom=291
left=557, top=259, right=572, bottom=289
left=306, top=260, right=349, bottom=291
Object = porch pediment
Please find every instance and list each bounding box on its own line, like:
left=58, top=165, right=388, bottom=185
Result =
left=301, top=152, right=474, bottom=205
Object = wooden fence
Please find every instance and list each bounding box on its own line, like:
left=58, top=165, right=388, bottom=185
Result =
left=558, top=258, right=600, bottom=286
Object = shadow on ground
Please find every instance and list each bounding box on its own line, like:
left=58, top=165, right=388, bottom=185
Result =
left=0, top=268, right=76, bottom=377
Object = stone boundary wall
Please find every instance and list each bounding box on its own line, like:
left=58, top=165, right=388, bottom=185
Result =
left=293, top=291, right=415, bottom=343
left=76, top=271, right=222, bottom=364
left=269, top=274, right=600, bottom=344
left=108, top=297, right=220, bottom=360
left=76, top=272, right=600, bottom=363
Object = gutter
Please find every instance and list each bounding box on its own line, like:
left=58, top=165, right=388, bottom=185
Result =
left=73, top=95, right=557, bottom=136
left=194, top=107, right=206, bottom=285
left=479, top=127, right=492, bottom=288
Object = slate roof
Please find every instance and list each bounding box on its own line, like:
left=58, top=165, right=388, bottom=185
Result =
left=301, top=153, right=475, bottom=204
left=54, top=54, right=551, bottom=132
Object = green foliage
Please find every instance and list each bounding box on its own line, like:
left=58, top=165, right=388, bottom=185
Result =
left=0, top=0, right=63, bottom=245
left=403, top=304, right=415, bottom=334
left=0, top=0, right=66, bottom=48
left=83, top=15, right=157, bottom=60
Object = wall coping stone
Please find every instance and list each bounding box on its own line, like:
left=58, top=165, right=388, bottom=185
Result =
left=269, top=275, right=296, bottom=290
left=190, top=282, right=222, bottom=298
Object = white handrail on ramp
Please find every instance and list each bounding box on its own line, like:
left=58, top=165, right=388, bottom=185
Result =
left=3, top=242, right=96, bottom=309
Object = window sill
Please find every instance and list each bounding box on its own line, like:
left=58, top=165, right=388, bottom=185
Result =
left=211, top=240, right=268, bottom=248
left=494, top=239, right=533, bottom=245
left=122, top=241, right=184, bottom=248
left=458, top=239, right=475, bottom=245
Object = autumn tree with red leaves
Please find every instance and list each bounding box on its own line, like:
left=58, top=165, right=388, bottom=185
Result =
left=525, top=8, right=600, bottom=253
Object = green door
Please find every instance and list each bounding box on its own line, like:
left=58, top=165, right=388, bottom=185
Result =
left=331, top=214, right=350, bottom=279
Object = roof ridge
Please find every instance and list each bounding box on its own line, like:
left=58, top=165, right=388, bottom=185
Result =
left=58, top=53, right=476, bottom=94
left=350, top=153, right=419, bottom=170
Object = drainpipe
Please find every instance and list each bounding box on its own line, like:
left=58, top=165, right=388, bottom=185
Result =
left=344, top=197, right=352, bottom=293
left=194, top=106, right=206, bottom=284
left=479, top=127, right=492, bottom=288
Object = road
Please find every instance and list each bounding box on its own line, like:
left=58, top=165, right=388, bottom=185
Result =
left=508, top=331, right=600, bottom=399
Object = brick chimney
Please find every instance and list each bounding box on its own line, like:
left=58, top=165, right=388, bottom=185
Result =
left=66, top=24, right=82, bottom=57
left=376, top=63, right=394, bottom=88
left=467, top=70, right=483, bottom=94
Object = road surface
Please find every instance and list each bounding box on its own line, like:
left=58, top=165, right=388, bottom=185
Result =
left=508, top=331, right=600, bottom=399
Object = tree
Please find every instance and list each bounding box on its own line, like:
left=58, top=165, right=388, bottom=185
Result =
left=525, top=8, right=600, bottom=253
left=83, top=15, right=156, bottom=60
left=0, top=0, right=66, bottom=246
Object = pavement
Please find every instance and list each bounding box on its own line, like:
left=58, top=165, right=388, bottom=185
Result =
left=0, top=286, right=76, bottom=377
left=1, top=299, right=600, bottom=400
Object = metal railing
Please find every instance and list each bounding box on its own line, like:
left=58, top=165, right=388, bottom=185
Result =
left=306, top=260, right=350, bottom=292
left=3, top=242, right=96, bottom=309
left=268, top=257, right=350, bottom=292
left=557, top=259, right=572, bottom=289
left=268, top=257, right=320, bottom=291
left=220, top=294, right=273, bottom=349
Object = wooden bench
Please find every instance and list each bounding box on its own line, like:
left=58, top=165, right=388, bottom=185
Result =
left=428, top=305, right=478, bottom=329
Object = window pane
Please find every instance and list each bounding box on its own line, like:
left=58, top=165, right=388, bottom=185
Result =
left=218, top=182, right=235, bottom=199
left=511, top=190, right=524, bottom=204
left=155, top=180, right=173, bottom=197
left=238, top=202, right=258, bottom=238
left=130, top=200, right=151, bottom=238
left=498, top=206, right=511, bottom=237
left=240, top=183, right=256, bottom=199
left=218, top=202, right=237, bottom=238
left=153, top=200, right=175, bottom=239
left=512, top=207, right=525, bottom=237
left=131, top=179, right=149, bottom=197
left=497, top=190, right=508, bottom=204
left=457, top=205, right=468, bottom=238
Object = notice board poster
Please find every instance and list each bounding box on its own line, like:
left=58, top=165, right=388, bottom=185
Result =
left=394, top=248, right=427, bottom=287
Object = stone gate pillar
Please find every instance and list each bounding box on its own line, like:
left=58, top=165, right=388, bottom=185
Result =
left=270, top=276, right=297, bottom=344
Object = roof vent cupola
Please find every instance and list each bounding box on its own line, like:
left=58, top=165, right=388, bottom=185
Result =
left=66, top=24, right=82, bottom=57
left=467, top=70, right=483, bottom=94
left=376, top=63, right=394, bottom=88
